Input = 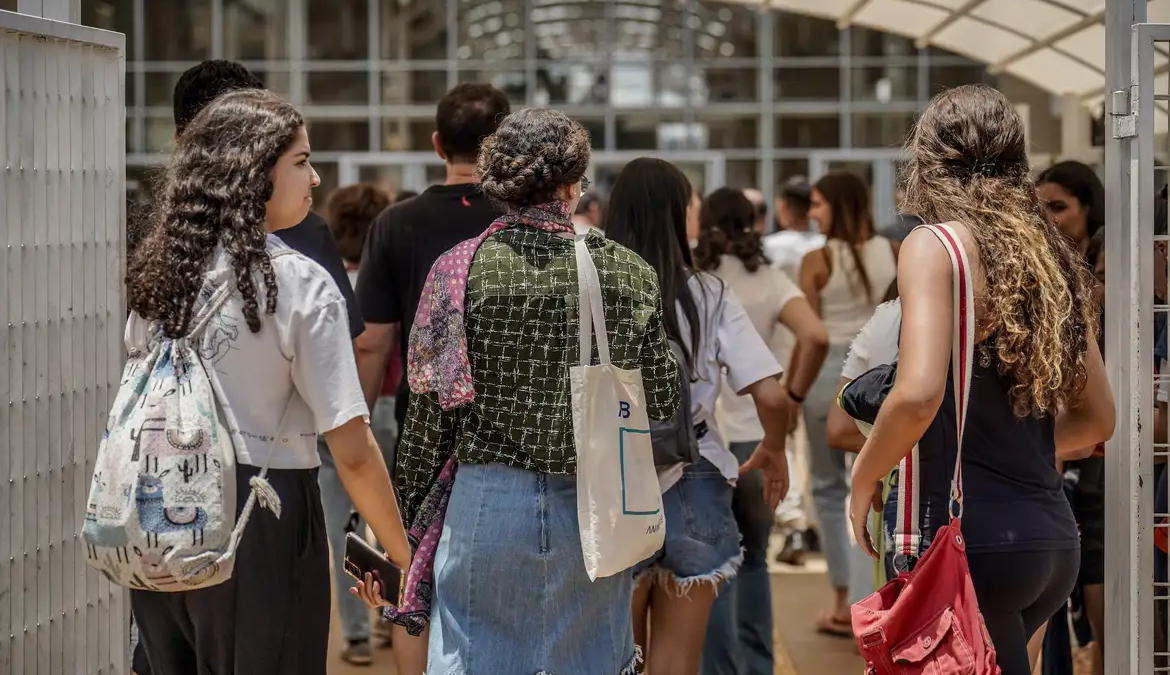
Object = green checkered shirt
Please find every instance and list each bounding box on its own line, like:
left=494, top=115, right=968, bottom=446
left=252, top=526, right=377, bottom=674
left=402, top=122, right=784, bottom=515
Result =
left=395, top=227, right=680, bottom=525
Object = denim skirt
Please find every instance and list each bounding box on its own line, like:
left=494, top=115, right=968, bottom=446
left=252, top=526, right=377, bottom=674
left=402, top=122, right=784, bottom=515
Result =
left=427, top=462, right=639, bottom=675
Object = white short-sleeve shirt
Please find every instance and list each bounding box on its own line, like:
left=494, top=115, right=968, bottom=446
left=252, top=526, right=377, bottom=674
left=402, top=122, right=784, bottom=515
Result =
left=672, top=273, right=783, bottom=486
left=841, top=300, right=903, bottom=380
left=125, top=236, right=369, bottom=470
left=711, top=255, right=804, bottom=443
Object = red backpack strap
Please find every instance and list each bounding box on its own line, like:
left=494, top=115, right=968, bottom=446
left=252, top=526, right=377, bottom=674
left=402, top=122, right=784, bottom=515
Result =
left=893, top=224, right=976, bottom=564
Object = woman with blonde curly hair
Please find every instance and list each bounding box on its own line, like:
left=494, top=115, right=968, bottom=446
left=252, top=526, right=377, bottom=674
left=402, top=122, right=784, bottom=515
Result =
left=358, top=108, right=681, bottom=674
left=846, top=84, right=1116, bottom=675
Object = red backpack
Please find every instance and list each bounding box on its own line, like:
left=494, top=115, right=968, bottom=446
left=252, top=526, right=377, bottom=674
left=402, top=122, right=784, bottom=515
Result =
left=850, top=224, right=1000, bottom=674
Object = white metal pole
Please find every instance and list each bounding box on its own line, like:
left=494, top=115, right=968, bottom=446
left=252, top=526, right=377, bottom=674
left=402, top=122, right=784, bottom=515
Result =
left=1105, top=1, right=1150, bottom=674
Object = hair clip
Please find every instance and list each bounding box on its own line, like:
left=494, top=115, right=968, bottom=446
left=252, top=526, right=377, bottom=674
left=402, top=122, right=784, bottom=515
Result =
left=973, top=158, right=999, bottom=178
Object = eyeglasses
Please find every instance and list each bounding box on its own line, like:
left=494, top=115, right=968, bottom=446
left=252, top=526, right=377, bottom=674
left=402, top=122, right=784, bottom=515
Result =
left=580, top=176, right=591, bottom=194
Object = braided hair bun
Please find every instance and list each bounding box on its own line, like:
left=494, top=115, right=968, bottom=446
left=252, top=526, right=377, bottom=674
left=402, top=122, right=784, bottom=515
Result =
left=477, top=108, right=591, bottom=210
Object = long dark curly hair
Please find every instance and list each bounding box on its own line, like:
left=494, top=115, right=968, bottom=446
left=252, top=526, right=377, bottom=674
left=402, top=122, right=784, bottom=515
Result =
left=477, top=108, right=590, bottom=211
left=902, top=84, right=1096, bottom=418
left=127, top=89, right=304, bottom=338
left=694, top=187, right=769, bottom=273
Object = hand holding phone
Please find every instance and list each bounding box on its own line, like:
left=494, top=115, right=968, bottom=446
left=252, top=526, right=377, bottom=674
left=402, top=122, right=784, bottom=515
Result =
left=344, top=532, right=405, bottom=608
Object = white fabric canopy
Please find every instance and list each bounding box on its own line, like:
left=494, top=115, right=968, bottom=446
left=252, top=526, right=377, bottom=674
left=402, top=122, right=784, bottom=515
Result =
left=765, top=0, right=1170, bottom=102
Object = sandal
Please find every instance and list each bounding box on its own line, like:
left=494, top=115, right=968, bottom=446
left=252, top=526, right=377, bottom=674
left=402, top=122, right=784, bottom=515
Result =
left=815, top=610, right=854, bottom=639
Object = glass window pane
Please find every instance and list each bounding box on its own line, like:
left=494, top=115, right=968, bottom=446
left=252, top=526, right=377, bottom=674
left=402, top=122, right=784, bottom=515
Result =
left=82, top=0, right=135, bottom=60
left=381, top=0, right=449, bottom=61
left=927, top=63, right=990, bottom=95
left=775, top=158, right=811, bottom=184
left=851, top=112, right=917, bottom=149
left=308, top=121, right=371, bottom=152
left=850, top=26, right=915, bottom=59
left=702, top=116, right=759, bottom=149
left=692, top=1, right=757, bottom=60
left=358, top=165, right=406, bottom=193
left=144, top=0, right=212, bottom=61
left=457, top=69, right=527, bottom=106
left=610, top=63, right=695, bottom=108
left=615, top=114, right=685, bottom=150
left=699, top=67, right=759, bottom=103
left=314, top=162, right=340, bottom=200
left=773, top=12, right=839, bottom=58
left=307, top=72, right=370, bottom=105
left=457, top=0, right=525, bottom=62
left=775, top=115, right=840, bottom=148
left=0, top=0, right=15, bottom=10
left=611, top=2, right=686, bottom=60
left=145, top=72, right=180, bottom=108
left=774, top=67, right=840, bottom=101
left=578, top=119, right=607, bottom=149
left=308, top=0, right=369, bottom=60
left=382, top=69, right=450, bottom=104
left=533, top=64, right=609, bottom=106
left=851, top=65, right=917, bottom=102
left=145, top=118, right=176, bottom=153
left=532, top=0, right=607, bottom=60
left=380, top=120, right=438, bottom=151
left=725, top=160, right=759, bottom=190
left=224, top=0, right=289, bottom=61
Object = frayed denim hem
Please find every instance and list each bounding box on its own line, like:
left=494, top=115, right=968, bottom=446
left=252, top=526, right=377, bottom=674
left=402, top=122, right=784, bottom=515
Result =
left=633, top=550, right=744, bottom=597
left=532, top=645, right=642, bottom=675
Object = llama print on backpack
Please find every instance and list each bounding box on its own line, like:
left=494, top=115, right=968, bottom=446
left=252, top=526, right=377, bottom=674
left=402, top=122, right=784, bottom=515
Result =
left=83, top=260, right=294, bottom=592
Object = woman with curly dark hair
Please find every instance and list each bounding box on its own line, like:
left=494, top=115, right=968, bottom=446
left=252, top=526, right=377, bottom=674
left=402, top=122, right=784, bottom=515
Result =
left=126, top=89, right=410, bottom=675
left=847, top=84, right=1116, bottom=675
left=694, top=187, right=828, bottom=674
left=357, top=108, right=680, bottom=674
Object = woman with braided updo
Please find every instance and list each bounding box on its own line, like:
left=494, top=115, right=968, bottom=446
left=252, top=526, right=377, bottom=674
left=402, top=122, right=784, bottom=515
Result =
left=365, top=108, right=680, bottom=674
left=126, top=89, right=410, bottom=674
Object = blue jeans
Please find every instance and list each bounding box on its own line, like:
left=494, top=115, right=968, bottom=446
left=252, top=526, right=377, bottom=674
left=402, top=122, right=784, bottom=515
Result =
left=317, top=395, right=397, bottom=643
left=702, top=442, right=773, bottom=675
left=427, top=462, right=639, bottom=675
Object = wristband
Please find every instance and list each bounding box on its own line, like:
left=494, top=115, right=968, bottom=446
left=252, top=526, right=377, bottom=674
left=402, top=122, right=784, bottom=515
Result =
left=787, top=388, right=805, bottom=404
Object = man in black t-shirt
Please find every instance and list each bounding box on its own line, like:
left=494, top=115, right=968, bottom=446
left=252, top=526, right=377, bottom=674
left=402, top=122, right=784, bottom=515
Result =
left=355, top=83, right=510, bottom=447
left=169, top=60, right=365, bottom=340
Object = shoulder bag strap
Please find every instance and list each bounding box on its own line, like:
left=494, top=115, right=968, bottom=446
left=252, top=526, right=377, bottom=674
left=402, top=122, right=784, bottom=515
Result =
left=574, top=236, right=611, bottom=366
left=893, top=225, right=976, bottom=564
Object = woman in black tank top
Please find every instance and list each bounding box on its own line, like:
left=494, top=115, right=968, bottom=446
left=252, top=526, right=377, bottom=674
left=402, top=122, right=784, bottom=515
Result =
left=845, top=85, right=1117, bottom=675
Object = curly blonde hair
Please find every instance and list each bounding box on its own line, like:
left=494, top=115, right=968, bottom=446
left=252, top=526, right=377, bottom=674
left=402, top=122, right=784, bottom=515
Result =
left=902, top=84, right=1097, bottom=418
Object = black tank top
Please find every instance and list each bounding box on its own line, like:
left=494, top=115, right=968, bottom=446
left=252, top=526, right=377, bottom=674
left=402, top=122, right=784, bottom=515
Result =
left=890, top=349, right=1079, bottom=554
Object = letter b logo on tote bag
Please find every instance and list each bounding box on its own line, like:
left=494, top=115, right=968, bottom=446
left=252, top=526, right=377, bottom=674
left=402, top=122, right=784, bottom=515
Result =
left=570, top=237, right=665, bottom=581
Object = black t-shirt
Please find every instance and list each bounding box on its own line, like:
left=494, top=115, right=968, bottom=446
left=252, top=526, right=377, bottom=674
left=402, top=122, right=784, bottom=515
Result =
left=356, top=183, right=502, bottom=405
left=276, top=211, right=365, bottom=340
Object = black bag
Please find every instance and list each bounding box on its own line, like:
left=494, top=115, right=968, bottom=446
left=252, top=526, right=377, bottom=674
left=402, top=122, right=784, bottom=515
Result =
left=838, top=362, right=897, bottom=426
left=650, top=339, right=702, bottom=469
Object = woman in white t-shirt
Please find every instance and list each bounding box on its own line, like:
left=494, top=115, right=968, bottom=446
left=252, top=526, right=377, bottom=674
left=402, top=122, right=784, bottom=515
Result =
left=694, top=187, right=829, bottom=675
left=606, top=159, right=793, bottom=675
left=797, top=170, right=897, bottom=637
left=124, top=90, right=410, bottom=675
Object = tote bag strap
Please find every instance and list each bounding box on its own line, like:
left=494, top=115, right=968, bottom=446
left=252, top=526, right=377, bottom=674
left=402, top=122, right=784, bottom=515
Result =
left=893, top=224, right=976, bottom=564
left=574, top=236, right=611, bottom=366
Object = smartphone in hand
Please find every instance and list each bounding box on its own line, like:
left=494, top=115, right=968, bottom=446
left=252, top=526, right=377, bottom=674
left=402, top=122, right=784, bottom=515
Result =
left=344, top=532, right=405, bottom=606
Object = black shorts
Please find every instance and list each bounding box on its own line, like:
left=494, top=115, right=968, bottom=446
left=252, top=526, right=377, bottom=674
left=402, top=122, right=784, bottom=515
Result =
left=131, top=465, right=330, bottom=675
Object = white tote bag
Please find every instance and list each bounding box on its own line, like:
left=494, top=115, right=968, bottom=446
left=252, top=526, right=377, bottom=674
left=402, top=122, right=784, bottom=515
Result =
left=570, top=236, right=666, bottom=581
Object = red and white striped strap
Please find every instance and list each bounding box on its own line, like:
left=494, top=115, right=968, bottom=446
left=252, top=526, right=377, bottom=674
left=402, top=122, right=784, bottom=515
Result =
left=893, top=224, right=976, bottom=563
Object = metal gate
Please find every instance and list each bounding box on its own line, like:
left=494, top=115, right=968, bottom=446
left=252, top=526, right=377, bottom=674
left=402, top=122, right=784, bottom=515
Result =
left=0, top=8, right=127, bottom=675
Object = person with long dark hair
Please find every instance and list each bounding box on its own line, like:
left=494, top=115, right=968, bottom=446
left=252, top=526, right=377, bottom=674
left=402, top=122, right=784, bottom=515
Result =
left=607, top=159, right=792, bottom=675
left=848, top=84, right=1116, bottom=675
left=1036, top=161, right=1105, bottom=259
left=359, top=110, right=680, bottom=674
left=797, top=170, right=897, bottom=637
left=693, top=187, right=828, bottom=675
left=126, top=89, right=411, bottom=675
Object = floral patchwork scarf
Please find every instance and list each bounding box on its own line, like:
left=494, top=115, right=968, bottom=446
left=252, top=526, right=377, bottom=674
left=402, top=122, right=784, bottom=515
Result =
left=385, top=200, right=576, bottom=634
